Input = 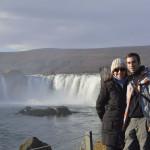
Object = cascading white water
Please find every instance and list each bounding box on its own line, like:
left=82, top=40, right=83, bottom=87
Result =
left=48, top=74, right=101, bottom=106
left=0, top=73, right=101, bottom=106
left=0, top=75, right=9, bottom=100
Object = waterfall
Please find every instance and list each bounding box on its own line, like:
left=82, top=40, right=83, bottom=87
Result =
left=0, top=73, right=101, bottom=106
left=48, top=74, right=101, bottom=106
left=0, top=75, right=9, bottom=100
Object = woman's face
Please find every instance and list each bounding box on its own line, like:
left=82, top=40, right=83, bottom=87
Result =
left=113, top=68, right=126, bottom=79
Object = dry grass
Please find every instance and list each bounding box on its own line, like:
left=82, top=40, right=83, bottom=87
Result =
left=0, top=45, right=150, bottom=74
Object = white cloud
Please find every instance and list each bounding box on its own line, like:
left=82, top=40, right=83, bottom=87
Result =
left=6, top=44, right=34, bottom=51
left=0, top=11, right=11, bottom=19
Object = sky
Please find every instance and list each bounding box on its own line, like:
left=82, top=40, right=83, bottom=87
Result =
left=0, top=0, right=150, bottom=52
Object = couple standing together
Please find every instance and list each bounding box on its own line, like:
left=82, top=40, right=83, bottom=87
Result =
left=96, top=53, right=150, bottom=150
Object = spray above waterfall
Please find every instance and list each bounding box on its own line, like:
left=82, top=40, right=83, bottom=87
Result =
left=0, top=72, right=101, bottom=106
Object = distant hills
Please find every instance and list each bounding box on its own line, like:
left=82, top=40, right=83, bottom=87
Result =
left=0, top=45, right=150, bottom=74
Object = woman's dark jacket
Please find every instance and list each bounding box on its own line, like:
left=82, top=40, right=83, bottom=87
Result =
left=96, top=78, right=127, bottom=147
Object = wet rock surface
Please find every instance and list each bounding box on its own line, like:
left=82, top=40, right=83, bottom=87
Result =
left=19, top=137, right=52, bottom=150
left=18, top=106, right=76, bottom=117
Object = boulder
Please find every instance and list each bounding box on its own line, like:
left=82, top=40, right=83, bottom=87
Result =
left=29, top=107, right=56, bottom=117
left=18, top=106, right=56, bottom=117
left=19, top=137, right=52, bottom=150
left=19, top=106, right=32, bottom=114
left=18, top=106, right=74, bottom=117
left=56, top=106, right=72, bottom=116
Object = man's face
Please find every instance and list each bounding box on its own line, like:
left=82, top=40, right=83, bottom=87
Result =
left=126, top=56, right=140, bottom=74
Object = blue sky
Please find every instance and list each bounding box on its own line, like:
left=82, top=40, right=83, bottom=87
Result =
left=0, top=0, right=150, bottom=52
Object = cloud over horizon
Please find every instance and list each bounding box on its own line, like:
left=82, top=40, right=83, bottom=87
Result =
left=0, top=0, right=150, bottom=52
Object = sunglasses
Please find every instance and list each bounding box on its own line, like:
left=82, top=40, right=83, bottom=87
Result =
left=114, top=68, right=126, bottom=72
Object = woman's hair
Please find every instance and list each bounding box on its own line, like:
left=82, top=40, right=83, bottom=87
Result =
left=99, top=66, right=112, bottom=82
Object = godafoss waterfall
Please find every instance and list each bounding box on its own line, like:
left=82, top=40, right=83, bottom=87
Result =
left=0, top=71, right=102, bottom=150
left=0, top=72, right=101, bottom=106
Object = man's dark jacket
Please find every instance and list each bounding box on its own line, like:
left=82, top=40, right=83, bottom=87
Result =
left=127, top=66, right=146, bottom=118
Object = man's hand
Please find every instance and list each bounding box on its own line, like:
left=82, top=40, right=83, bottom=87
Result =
left=136, top=77, right=150, bottom=92
left=147, top=120, right=150, bottom=132
left=141, top=77, right=150, bottom=85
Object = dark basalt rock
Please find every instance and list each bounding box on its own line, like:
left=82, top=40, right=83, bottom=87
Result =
left=18, top=106, right=56, bottom=116
left=19, top=106, right=32, bottom=114
left=56, top=106, right=72, bottom=116
left=19, top=137, right=52, bottom=150
left=18, top=106, right=74, bottom=117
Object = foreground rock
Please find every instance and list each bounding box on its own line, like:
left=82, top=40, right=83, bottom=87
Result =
left=18, top=106, right=75, bottom=117
left=19, top=137, right=52, bottom=150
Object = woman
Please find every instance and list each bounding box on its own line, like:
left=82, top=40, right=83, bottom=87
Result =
left=96, top=58, right=128, bottom=150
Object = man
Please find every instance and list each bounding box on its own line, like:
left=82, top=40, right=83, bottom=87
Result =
left=123, top=53, right=150, bottom=150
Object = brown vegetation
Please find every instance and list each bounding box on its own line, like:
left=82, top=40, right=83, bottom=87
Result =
left=0, top=45, right=150, bottom=74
